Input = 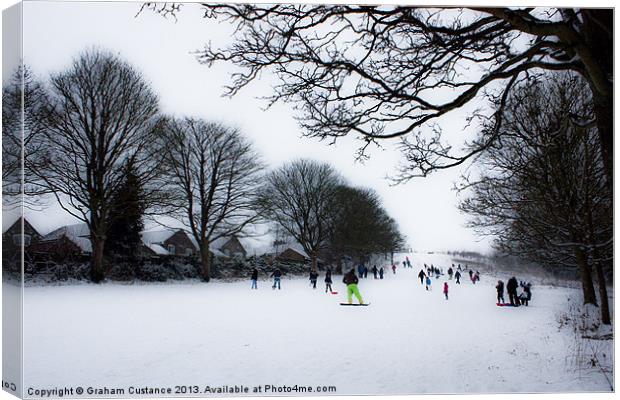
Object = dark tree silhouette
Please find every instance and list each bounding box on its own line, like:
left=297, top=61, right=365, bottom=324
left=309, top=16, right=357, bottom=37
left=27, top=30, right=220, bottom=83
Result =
left=459, top=74, right=612, bottom=324
left=34, top=49, right=159, bottom=283
left=260, top=159, right=342, bottom=272
left=154, top=117, right=264, bottom=282
left=104, top=160, right=146, bottom=262
left=144, top=5, right=612, bottom=189
left=329, top=185, right=404, bottom=267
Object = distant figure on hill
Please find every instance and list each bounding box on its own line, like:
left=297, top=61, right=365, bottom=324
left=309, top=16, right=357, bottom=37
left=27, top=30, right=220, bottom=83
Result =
left=379, top=267, right=384, bottom=279
left=372, top=265, right=378, bottom=279
left=418, top=269, right=426, bottom=285
left=271, top=268, right=283, bottom=290
left=325, top=268, right=333, bottom=293
left=496, top=280, right=505, bottom=304
left=455, top=270, right=461, bottom=284
left=392, top=264, right=397, bottom=274
left=472, top=271, right=480, bottom=284
left=251, top=268, right=258, bottom=290
left=406, top=256, right=411, bottom=268
left=309, top=270, right=319, bottom=289
left=358, top=264, right=364, bottom=278
left=343, top=269, right=364, bottom=305
left=443, top=282, right=449, bottom=300
left=425, top=276, right=432, bottom=291
left=448, top=267, right=453, bottom=280
left=363, top=265, right=369, bottom=279
left=402, top=261, right=406, bottom=269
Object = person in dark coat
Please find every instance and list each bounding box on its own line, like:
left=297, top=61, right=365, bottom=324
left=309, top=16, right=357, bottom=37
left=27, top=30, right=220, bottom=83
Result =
left=251, top=268, right=259, bottom=289
left=309, top=270, right=319, bottom=289
left=448, top=267, right=454, bottom=280
left=324, top=268, right=333, bottom=293
left=363, top=265, right=369, bottom=279
left=506, top=277, right=519, bottom=306
left=418, top=269, right=426, bottom=285
left=455, top=270, right=461, bottom=284
left=372, top=265, right=378, bottom=279
left=270, top=268, right=282, bottom=290
left=495, top=280, right=505, bottom=304
left=379, top=267, right=384, bottom=279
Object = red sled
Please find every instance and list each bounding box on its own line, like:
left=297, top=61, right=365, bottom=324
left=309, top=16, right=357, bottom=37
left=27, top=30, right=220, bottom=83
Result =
left=330, top=291, right=339, bottom=295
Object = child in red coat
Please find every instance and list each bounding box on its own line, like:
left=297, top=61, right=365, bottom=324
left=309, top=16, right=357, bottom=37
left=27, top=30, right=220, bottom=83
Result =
left=443, top=282, right=449, bottom=300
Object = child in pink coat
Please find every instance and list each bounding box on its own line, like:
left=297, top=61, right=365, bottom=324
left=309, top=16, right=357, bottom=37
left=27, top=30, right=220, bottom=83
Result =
left=443, top=282, right=449, bottom=300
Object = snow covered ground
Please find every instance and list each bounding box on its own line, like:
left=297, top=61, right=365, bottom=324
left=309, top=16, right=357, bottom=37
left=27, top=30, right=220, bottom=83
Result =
left=21, top=253, right=613, bottom=396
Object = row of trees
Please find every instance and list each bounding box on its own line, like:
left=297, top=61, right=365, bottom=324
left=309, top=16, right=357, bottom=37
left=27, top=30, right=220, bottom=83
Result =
left=2, top=49, right=404, bottom=283
left=458, top=74, right=612, bottom=325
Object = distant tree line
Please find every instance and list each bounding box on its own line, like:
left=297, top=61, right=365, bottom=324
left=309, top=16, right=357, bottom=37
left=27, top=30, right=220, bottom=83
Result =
left=2, top=49, right=404, bottom=283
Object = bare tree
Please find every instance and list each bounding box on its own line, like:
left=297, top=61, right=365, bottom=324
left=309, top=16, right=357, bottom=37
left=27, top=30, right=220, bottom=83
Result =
left=458, top=74, right=612, bottom=323
left=154, top=117, right=264, bottom=281
left=260, top=159, right=342, bottom=272
left=144, top=5, right=612, bottom=190
left=34, top=49, right=160, bottom=283
left=2, top=66, right=50, bottom=208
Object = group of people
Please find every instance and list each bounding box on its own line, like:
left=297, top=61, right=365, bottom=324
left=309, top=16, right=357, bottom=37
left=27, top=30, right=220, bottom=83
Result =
left=496, top=277, right=532, bottom=306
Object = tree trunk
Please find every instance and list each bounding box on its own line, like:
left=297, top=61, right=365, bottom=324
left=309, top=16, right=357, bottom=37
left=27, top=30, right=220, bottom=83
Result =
left=591, top=248, right=611, bottom=325
left=200, top=247, right=212, bottom=282
left=336, top=257, right=343, bottom=275
left=311, top=252, right=318, bottom=272
left=90, top=238, right=106, bottom=283
left=574, top=246, right=597, bottom=306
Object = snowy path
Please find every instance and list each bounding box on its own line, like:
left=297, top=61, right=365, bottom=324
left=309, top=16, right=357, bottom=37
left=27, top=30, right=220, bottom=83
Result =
left=22, top=254, right=612, bottom=395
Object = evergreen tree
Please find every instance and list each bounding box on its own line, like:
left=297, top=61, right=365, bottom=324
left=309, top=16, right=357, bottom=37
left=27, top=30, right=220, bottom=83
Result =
left=105, top=160, right=146, bottom=261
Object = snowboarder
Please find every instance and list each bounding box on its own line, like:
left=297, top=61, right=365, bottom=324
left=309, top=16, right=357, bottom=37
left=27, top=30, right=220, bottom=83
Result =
left=392, top=264, right=397, bottom=274
left=379, top=267, right=384, bottom=279
left=309, top=270, right=319, bottom=289
left=418, top=269, right=426, bottom=285
left=496, top=280, right=505, bottom=304
left=271, top=268, right=282, bottom=290
left=325, top=268, right=333, bottom=293
left=455, top=270, right=461, bottom=284
left=343, top=269, right=364, bottom=305
left=372, top=265, right=378, bottom=279
left=507, top=277, right=519, bottom=306
left=425, top=276, right=432, bottom=291
left=251, top=268, right=258, bottom=289
left=443, top=282, right=449, bottom=300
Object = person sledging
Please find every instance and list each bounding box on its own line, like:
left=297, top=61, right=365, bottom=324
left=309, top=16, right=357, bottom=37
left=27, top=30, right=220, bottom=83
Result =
left=325, top=268, right=333, bottom=293
left=496, top=280, right=505, bottom=304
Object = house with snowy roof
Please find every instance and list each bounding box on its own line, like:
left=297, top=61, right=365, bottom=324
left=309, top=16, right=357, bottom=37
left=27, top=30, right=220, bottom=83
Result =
left=210, top=235, right=247, bottom=258
left=140, top=229, right=197, bottom=257
left=28, top=222, right=91, bottom=258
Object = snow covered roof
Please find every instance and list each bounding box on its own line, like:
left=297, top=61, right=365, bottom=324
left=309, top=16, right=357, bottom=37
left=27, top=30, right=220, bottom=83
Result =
left=279, top=243, right=310, bottom=259
left=140, top=229, right=177, bottom=245
left=42, top=223, right=92, bottom=253
left=145, top=243, right=170, bottom=256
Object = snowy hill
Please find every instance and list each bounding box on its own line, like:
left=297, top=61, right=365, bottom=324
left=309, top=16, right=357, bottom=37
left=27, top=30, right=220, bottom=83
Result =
left=21, top=253, right=612, bottom=394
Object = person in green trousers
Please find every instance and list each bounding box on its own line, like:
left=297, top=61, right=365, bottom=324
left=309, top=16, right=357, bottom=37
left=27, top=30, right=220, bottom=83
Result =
left=343, top=268, right=364, bottom=304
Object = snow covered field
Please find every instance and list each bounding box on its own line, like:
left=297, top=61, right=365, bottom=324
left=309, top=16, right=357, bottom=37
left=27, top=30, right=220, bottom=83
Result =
left=22, top=253, right=613, bottom=396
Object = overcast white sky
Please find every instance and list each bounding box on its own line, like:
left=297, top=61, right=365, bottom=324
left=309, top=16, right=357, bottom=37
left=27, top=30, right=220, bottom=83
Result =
left=4, top=0, right=497, bottom=253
